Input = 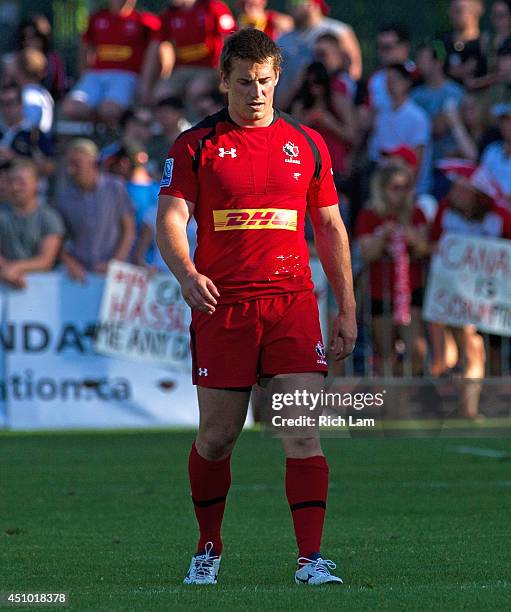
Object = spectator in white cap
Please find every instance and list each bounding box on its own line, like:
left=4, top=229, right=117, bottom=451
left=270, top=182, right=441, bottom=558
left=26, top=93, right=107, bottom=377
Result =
left=479, top=103, right=511, bottom=208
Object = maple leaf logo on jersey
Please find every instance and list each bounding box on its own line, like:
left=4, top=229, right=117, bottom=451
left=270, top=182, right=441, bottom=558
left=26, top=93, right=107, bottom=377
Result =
left=283, top=142, right=299, bottom=158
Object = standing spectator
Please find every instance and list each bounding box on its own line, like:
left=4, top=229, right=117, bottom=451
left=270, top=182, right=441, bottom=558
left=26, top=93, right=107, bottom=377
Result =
left=291, top=62, right=356, bottom=181
left=62, top=0, right=160, bottom=128
left=369, top=64, right=432, bottom=194
left=14, top=48, right=54, bottom=134
left=275, top=0, right=362, bottom=109
left=151, top=97, right=191, bottom=172
left=237, top=0, right=293, bottom=40
left=17, top=15, right=68, bottom=101
left=412, top=44, right=465, bottom=160
left=480, top=0, right=511, bottom=78
left=476, top=37, right=511, bottom=129
left=56, top=139, right=135, bottom=281
left=0, top=160, right=63, bottom=289
left=459, top=94, right=488, bottom=151
left=103, top=141, right=159, bottom=239
left=440, top=93, right=485, bottom=163
left=99, top=107, right=154, bottom=164
left=313, top=32, right=356, bottom=100
left=479, top=103, right=511, bottom=207
left=440, top=0, right=486, bottom=86
left=355, top=164, right=429, bottom=375
left=366, top=23, right=413, bottom=114
left=140, top=0, right=236, bottom=102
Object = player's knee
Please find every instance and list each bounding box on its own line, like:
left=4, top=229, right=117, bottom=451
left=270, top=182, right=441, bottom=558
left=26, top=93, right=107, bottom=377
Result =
left=284, top=436, right=322, bottom=458
left=196, top=430, right=238, bottom=460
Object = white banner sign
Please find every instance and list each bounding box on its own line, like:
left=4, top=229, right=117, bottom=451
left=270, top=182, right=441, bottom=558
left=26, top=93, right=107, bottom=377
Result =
left=3, top=272, right=199, bottom=430
left=94, top=261, right=191, bottom=370
left=423, top=233, right=511, bottom=336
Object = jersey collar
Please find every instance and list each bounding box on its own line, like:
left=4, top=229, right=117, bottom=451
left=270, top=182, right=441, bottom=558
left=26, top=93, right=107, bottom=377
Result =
left=224, top=107, right=280, bottom=127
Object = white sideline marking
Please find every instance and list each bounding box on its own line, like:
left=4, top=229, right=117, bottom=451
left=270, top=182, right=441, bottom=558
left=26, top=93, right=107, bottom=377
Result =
left=454, top=446, right=508, bottom=459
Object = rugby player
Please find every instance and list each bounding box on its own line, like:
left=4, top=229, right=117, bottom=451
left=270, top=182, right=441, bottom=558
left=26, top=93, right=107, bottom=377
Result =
left=157, top=28, right=356, bottom=586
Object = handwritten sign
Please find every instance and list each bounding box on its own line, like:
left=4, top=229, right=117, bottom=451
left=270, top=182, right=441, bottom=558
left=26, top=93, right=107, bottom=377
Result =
left=423, top=234, right=511, bottom=336
left=95, top=261, right=191, bottom=369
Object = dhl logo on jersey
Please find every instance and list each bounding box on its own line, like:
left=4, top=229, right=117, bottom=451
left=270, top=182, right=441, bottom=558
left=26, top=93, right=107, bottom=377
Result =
left=213, top=209, right=297, bottom=231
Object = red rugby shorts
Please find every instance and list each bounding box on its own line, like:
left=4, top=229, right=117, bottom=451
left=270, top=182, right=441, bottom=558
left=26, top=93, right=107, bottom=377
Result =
left=190, top=291, right=328, bottom=387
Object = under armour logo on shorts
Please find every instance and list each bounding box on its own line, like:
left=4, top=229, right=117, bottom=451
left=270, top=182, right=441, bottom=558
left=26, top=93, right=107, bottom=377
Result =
left=198, top=368, right=208, bottom=376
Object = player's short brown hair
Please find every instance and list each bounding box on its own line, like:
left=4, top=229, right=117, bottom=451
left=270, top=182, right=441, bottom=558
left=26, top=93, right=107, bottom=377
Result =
left=220, top=28, right=282, bottom=76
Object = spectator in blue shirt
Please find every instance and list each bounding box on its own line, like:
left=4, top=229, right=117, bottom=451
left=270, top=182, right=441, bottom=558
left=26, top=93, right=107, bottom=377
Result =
left=412, top=42, right=465, bottom=162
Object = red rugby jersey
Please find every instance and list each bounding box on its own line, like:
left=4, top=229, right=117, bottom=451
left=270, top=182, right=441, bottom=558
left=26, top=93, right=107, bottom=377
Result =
left=159, top=108, right=339, bottom=303
left=157, top=0, right=236, bottom=68
left=82, top=9, right=160, bottom=73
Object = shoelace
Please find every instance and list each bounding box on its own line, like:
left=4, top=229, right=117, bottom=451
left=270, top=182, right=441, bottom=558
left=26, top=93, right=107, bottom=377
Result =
left=297, top=556, right=337, bottom=576
left=192, top=542, right=218, bottom=579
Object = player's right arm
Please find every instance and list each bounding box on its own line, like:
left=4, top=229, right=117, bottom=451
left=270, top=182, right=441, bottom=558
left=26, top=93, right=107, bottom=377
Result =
left=156, top=195, right=219, bottom=314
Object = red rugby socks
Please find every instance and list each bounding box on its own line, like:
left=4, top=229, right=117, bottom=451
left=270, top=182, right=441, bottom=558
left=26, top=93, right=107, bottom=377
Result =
left=285, top=455, right=329, bottom=559
left=188, top=442, right=231, bottom=555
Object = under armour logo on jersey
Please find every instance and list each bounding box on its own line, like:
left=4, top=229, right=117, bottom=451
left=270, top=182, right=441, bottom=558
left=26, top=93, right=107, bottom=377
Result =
left=218, top=147, right=237, bottom=158
left=198, top=368, right=208, bottom=376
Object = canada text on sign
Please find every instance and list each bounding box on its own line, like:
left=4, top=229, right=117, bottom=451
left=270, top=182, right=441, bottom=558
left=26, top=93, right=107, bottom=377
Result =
left=423, top=233, right=511, bottom=336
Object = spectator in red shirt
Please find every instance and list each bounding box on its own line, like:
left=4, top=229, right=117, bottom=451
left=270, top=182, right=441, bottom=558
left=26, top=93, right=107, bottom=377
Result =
left=355, top=164, right=429, bottom=375
left=236, top=0, right=293, bottom=40
left=62, top=0, right=160, bottom=128
left=140, top=0, right=236, bottom=103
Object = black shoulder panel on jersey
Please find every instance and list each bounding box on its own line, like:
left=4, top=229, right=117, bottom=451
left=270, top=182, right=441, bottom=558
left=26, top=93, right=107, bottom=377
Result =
left=187, top=107, right=230, bottom=173
left=276, top=110, right=322, bottom=180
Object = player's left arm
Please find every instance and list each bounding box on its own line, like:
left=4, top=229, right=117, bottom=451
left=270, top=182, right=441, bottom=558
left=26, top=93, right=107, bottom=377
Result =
left=309, top=204, right=357, bottom=361
left=306, top=128, right=357, bottom=360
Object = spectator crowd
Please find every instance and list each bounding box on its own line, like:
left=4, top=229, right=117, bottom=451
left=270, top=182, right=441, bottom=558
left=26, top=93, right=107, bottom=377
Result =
left=1, top=0, right=511, bottom=417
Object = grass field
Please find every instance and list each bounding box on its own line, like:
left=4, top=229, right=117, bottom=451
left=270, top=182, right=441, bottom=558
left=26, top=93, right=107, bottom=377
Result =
left=1, top=430, right=511, bottom=611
